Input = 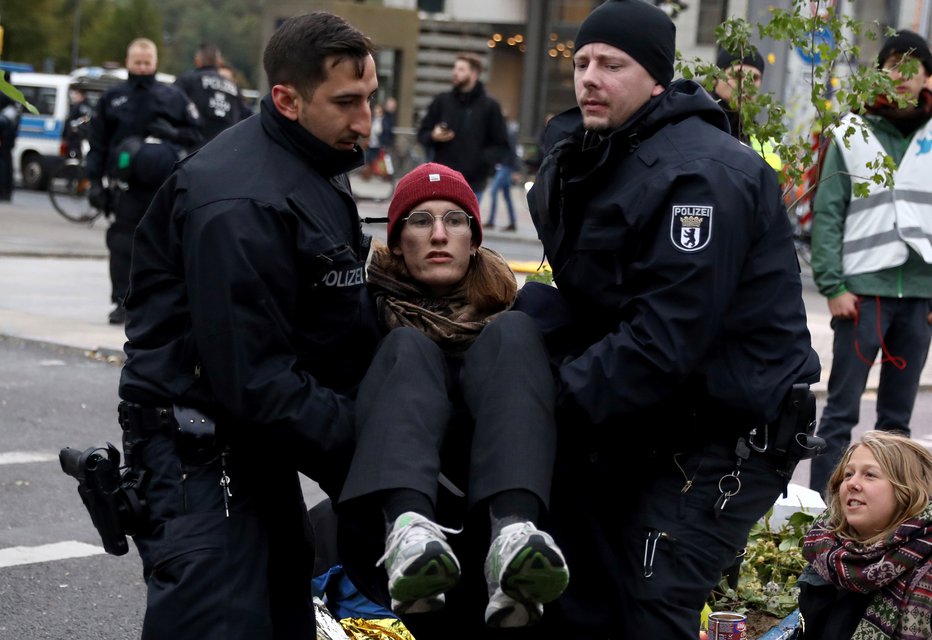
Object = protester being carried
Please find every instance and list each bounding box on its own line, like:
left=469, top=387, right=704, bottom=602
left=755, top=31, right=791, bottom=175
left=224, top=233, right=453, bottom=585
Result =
left=338, top=163, right=568, bottom=629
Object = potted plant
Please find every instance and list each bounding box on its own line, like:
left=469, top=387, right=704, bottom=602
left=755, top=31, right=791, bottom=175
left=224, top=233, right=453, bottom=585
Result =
left=704, top=509, right=815, bottom=639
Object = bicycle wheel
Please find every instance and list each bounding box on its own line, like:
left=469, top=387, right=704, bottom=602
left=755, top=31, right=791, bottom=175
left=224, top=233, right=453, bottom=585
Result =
left=49, top=161, right=101, bottom=224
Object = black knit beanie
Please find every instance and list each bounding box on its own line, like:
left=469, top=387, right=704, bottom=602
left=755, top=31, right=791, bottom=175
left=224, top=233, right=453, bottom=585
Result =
left=878, top=30, right=932, bottom=75
left=716, top=46, right=765, bottom=78
left=574, top=0, right=676, bottom=86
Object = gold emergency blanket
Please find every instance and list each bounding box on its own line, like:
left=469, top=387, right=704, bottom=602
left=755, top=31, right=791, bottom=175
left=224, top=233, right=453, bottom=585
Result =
left=340, top=617, right=416, bottom=640
left=314, top=597, right=417, bottom=640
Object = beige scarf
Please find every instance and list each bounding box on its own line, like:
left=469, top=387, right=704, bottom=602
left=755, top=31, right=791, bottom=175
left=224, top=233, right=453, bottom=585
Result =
left=366, top=242, right=517, bottom=355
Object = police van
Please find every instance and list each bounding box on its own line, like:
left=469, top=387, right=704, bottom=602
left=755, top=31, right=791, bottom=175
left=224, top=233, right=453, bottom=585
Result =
left=9, top=68, right=180, bottom=190
left=9, top=72, right=72, bottom=190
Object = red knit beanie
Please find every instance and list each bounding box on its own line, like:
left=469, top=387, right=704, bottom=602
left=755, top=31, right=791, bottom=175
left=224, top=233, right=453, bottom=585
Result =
left=387, top=163, right=482, bottom=247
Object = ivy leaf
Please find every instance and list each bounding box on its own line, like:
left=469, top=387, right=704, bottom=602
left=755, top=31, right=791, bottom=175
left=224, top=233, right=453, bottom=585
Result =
left=0, top=71, right=39, bottom=115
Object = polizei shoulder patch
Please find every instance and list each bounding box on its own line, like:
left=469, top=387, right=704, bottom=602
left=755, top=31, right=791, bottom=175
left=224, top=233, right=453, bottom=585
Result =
left=670, top=204, right=712, bottom=252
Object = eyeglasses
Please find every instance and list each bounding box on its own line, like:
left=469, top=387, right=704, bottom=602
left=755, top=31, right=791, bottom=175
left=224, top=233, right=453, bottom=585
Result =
left=402, top=210, right=473, bottom=236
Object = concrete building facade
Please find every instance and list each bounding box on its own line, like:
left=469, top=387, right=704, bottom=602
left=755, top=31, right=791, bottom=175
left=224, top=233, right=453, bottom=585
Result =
left=261, top=0, right=932, bottom=159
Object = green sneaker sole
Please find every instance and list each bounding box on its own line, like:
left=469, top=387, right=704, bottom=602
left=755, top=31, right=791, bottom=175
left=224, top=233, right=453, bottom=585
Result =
left=389, top=541, right=460, bottom=603
left=501, top=536, right=570, bottom=604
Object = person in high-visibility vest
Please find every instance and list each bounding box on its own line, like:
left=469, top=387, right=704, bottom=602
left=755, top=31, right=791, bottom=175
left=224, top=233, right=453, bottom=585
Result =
left=709, top=46, right=783, bottom=172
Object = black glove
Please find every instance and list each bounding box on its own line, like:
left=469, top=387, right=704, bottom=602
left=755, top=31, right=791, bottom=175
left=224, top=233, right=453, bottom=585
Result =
left=88, top=181, right=109, bottom=212
left=147, top=118, right=180, bottom=142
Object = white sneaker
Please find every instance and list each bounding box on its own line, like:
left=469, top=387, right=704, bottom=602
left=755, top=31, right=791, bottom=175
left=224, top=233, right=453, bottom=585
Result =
left=484, top=521, right=569, bottom=627
left=377, top=512, right=460, bottom=614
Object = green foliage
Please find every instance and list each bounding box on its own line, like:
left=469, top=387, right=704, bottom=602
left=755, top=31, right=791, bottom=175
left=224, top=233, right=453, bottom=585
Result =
left=1, top=0, right=70, bottom=71
left=676, top=0, right=914, bottom=212
left=81, top=0, right=164, bottom=66
left=0, top=0, right=262, bottom=86
left=710, top=509, right=816, bottom=618
left=155, top=0, right=263, bottom=85
left=524, top=266, right=554, bottom=285
left=0, top=72, right=39, bottom=114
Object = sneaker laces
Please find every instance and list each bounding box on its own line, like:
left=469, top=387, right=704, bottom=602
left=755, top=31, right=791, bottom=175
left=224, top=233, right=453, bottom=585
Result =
left=376, top=514, right=460, bottom=568
left=491, top=522, right=537, bottom=570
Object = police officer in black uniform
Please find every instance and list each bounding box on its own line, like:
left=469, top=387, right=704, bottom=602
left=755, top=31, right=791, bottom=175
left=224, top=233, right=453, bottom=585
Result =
left=117, top=13, right=380, bottom=640
left=0, top=93, right=20, bottom=202
left=85, top=37, right=202, bottom=324
left=64, top=87, right=93, bottom=158
left=518, top=1, right=822, bottom=638
left=175, top=42, right=246, bottom=145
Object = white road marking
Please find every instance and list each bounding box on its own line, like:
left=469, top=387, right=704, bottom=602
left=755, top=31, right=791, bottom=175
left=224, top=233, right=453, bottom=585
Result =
left=0, top=451, right=59, bottom=465
left=0, top=541, right=105, bottom=568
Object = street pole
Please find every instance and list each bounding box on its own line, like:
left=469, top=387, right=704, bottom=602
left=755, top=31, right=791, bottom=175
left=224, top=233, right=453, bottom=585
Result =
left=71, top=0, right=81, bottom=71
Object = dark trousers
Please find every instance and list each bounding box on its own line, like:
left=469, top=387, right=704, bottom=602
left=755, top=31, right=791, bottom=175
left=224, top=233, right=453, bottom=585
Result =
left=337, top=311, right=558, bottom=637
left=340, top=310, right=557, bottom=510
left=809, top=296, right=931, bottom=494
left=486, top=165, right=516, bottom=228
left=537, top=437, right=792, bottom=640
left=131, top=429, right=315, bottom=640
left=0, top=146, right=13, bottom=201
left=107, top=186, right=156, bottom=304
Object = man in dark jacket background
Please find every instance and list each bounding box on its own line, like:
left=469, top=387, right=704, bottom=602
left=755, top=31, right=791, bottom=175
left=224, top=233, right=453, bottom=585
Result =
left=116, top=12, right=381, bottom=640
left=519, top=0, right=821, bottom=637
left=416, top=53, right=510, bottom=198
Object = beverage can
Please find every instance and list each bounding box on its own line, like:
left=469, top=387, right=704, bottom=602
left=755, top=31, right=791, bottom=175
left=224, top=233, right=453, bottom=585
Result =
left=708, top=611, right=747, bottom=640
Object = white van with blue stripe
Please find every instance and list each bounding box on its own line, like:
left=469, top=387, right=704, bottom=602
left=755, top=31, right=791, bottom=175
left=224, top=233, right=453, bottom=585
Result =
left=9, top=72, right=72, bottom=190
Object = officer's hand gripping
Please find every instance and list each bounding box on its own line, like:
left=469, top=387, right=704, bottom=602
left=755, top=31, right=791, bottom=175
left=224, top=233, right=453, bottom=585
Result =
left=87, top=181, right=109, bottom=212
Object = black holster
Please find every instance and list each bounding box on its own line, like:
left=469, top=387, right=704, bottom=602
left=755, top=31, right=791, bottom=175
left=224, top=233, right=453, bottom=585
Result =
left=59, top=443, right=149, bottom=555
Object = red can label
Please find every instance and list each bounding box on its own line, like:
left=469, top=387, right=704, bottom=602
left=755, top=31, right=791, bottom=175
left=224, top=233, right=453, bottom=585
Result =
left=708, top=611, right=747, bottom=640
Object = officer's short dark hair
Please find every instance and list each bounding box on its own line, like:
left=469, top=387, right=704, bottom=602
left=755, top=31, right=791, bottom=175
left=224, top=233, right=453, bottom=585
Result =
left=263, top=11, right=374, bottom=98
left=197, top=42, right=222, bottom=67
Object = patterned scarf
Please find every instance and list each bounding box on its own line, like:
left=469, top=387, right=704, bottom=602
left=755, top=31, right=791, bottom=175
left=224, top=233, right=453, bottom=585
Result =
left=366, top=242, right=516, bottom=356
left=803, top=503, right=932, bottom=639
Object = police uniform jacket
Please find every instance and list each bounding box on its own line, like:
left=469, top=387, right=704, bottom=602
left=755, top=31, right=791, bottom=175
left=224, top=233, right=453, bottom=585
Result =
left=528, top=79, right=820, bottom=440
left=175, top=66, right=245, bottom=144
left=119, top=94, right=381, bottom=491
left=416, top=81, right=510, bottom=192
left=86, top=74, right=202, bottom=183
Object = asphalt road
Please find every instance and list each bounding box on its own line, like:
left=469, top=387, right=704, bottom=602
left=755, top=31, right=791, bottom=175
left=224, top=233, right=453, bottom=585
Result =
left=4, top=187, right=932, bottom=637
left=0, top=338, right=145, bottom=640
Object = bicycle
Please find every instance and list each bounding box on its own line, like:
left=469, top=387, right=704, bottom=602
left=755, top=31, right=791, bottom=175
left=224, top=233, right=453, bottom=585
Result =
left=48, top=114, right=106, bottom=224
left=48, top=157, right=105, bottom=224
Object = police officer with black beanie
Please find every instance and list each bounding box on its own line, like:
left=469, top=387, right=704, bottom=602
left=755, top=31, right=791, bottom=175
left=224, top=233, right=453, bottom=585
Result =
left=517, top=0, right=821, bottom=637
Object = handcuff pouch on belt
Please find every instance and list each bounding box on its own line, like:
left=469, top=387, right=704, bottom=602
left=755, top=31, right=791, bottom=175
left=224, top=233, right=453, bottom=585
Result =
left=171, top=404, right=224, bottom=466
left=119, top=401, right=224, bottom=467
left=748, top=383, right=824, bottom=477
